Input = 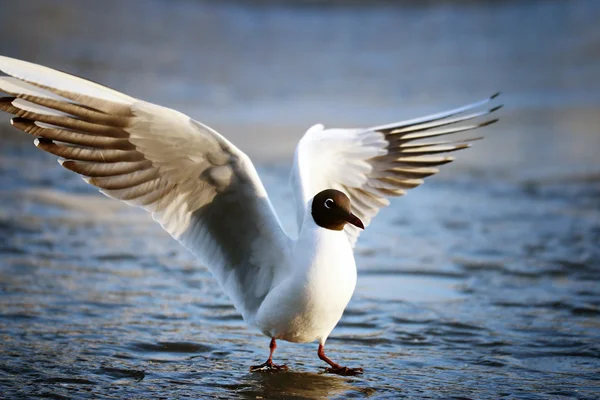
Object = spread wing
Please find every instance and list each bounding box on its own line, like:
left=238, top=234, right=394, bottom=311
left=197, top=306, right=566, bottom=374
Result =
left=0, top=56, right=291, bottom=323
left=291, top=94, right=502, bottom=246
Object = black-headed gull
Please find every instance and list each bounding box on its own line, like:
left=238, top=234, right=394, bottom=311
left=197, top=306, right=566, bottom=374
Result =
left=0, top=56, right=501, bottom=375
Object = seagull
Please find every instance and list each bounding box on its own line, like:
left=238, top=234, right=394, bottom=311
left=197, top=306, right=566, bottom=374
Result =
left=0, top=55, right=501, bottom=376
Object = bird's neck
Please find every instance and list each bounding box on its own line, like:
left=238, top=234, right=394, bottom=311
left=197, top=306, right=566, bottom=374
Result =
left=291, top=214, right=357, bottom=314
left=295, top=213, right=354, bottom=271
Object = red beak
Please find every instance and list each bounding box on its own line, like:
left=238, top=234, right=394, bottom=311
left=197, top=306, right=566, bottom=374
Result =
left=345, top=213, right=364, bottom=229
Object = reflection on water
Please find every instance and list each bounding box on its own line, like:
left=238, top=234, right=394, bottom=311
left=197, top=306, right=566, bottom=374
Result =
left=1, top=0, right=599, bottom=399
left=241, top=372, right=363, bottom=398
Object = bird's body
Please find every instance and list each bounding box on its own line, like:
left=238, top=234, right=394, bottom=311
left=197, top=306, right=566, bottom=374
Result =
left=0, top=55, right=501, bottom=375
left=256, top=207, right=357, bottom=344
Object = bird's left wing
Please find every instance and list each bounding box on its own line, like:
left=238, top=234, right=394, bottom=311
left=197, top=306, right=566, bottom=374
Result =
left=291, top=95, right=502, bottom=246
left=0, top=56, right=291, bottom=322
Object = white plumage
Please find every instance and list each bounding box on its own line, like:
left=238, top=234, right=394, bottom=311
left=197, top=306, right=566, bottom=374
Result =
left=0, top=55, right=501, bottom=374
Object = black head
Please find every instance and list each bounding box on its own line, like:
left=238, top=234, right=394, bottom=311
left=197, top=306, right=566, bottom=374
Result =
left=311, top=189, right=364, bottom=231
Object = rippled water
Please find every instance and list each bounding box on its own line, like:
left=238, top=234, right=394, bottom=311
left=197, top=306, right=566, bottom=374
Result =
left=1, top=0, right=600, bottom=399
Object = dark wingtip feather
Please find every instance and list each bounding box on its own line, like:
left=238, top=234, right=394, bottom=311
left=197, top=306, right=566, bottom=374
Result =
left=11, top=117, right=40, bottom=135
left=34, top=137, right=53, bottom=146
left=479, top=118, right=499, bottom=127
left=464, top=136, right=484, bottom=143
left=0, top=96, right=16, bottom=104
left=0, top=97, right=18, bottom=114
left=10, top=116, right=33, bottom=127
left=491, top=92, right=501, bottom=99
left=59, top=160, right=79, bottom=174
left=489, top=104, right=503, bottom=113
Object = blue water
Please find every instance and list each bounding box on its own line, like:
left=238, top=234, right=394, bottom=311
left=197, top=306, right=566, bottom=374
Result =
left=0, top=0, right=599, bottom=398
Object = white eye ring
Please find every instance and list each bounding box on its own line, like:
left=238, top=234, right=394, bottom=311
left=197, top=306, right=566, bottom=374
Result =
left=324, top=198, right=334, bottom=209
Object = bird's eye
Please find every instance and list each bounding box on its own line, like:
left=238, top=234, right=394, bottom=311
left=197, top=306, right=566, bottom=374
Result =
left=324, top=198, right=334, bottom=209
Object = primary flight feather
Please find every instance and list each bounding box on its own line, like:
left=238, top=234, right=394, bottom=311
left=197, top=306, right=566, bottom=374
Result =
left=0, top=56, right=501, bottom=375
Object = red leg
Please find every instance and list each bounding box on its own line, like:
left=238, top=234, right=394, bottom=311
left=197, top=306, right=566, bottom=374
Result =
left=249, top=338, right=288, bottom=372
left=318, top=343, right=363, bottom=376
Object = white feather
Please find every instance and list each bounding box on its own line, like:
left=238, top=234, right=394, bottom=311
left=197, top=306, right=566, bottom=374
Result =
left=0, top=76, right=65, bottom=100
left=12, top=98, right=70, bottom=116
left=0, top=56, right=134, bottom=104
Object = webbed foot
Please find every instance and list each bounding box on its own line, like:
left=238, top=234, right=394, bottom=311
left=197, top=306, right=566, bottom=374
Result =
left=323, top=365, right=363, bottom=376
left=250, top=359, right=288, bottom=372
left=317, top=343, right=363, bottom=376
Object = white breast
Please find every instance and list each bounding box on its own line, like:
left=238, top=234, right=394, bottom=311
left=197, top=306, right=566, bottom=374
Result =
left=255, top=216, right=357, bottom=344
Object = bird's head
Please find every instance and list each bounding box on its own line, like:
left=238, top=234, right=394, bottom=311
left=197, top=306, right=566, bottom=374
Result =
left=311, top=189, right=364, bottom=231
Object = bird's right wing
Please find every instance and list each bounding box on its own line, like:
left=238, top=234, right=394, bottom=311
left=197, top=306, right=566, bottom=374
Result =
left=0, top=56, right=291, bottom=323
left=291, top=94, right=501, bottom=246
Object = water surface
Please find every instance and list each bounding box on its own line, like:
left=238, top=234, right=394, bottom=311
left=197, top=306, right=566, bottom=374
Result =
left=0, top=1, right=599, bottom=398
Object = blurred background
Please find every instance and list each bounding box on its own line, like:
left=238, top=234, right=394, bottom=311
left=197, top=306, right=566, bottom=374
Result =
left=0, top=1, right=599, bottom=399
